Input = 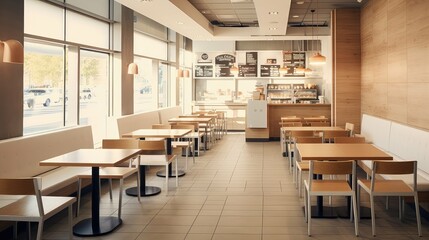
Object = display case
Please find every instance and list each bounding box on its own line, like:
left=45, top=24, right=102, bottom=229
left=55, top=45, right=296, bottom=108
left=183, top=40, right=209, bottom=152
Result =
left=267, top=83, right=317, bottom=103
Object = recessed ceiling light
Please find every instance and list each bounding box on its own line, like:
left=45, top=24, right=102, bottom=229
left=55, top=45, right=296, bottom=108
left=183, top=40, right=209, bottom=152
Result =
left=177, top=21, right=184, bottom=25
left=269, top=27, right=277, bottom=30
left=296, top=1, right=305, bottom=4
left=269, top=11, right=279, bottom=15
left=292, top=15, right=299, bottom=18
left=140, top=0, right=153, bottom=2
left=201, top=10, right=210, bottom=14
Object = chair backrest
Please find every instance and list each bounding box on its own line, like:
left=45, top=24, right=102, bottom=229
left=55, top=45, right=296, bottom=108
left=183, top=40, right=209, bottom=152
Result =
left=309, top=160, right=356, bottom=191
left=280, top=122, right=303, bottom=127
left=310, top=160, right=355, bottom=175
left=345, top=122, right=355, bottom=136
left=334, top=137, right=365, bottom=143
left=291, top=130, right=314, bottom=138
left=371, top=160, right=417, bottom=191
left=176, top=122, right=199, bottom=131
left=310, top=122, right=330, bottom=126
left=102, top=139, right=140, bottom=149
left=0, top=178, right=44, bottom=216
left=152, top=124, right=172, bottom=129
left=295, top=137, right=323, bottom=143
left=138, top=140, right=166, bottom=154
left=322, top=130, right=350, bottom=143
left=171, top=124, right=195, bottom=132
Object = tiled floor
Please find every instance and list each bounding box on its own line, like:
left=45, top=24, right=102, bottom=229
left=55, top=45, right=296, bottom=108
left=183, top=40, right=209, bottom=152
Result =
left=22, top=133, right=429, bottom=239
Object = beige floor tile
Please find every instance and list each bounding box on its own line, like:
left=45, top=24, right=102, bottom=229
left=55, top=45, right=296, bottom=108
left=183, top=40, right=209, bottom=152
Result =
left=218, top=216, right=262, bottom=227
left=212, top=234, right=262, bottom=240
left=184, top=233, right=213, bottom=240
left=143, top=225, right=191, bottom=233
left=215, top=226, right=263, bottom=234
left=193, top=215, right=220, bottom=226
left=188, top=225, right=216, bottom=234
left=136, top=233, right=186, bottom=240
left=150, top=215, right=197, bottom=226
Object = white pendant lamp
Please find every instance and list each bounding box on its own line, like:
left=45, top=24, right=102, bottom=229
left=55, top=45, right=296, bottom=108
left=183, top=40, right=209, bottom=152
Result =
left=230, top=65, right=238, bottom=76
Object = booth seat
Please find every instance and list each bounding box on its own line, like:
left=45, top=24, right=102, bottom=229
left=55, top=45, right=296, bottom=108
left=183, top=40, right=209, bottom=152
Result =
left=359, top=114, right=429, bottom=197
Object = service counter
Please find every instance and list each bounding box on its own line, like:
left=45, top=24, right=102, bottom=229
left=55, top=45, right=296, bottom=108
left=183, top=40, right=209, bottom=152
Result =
left=245, top=103, right=331, bottom=141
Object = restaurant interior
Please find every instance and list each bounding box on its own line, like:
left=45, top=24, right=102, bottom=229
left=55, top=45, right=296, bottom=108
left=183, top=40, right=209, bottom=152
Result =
left=1, top=0, right=429, bottom=239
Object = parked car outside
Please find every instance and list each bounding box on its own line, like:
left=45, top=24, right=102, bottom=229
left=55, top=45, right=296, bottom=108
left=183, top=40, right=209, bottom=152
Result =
left=24, top=88, right=63, bottom=108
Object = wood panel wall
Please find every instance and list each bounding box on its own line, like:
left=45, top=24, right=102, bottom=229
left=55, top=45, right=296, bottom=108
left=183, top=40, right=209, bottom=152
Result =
left=361, top=0, right=429, bottom=131
left=332, top=9, right=362, bottom=133
left=121, top=6, right=134, bottom=115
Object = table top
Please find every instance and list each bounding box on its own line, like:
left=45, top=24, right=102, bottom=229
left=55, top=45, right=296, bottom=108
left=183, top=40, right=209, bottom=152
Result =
left=169, top=117, right=212, bottom=123
left=280, top=117, right=302, bottom=121
left=303, top=117, right=329, bottom=121
left=282, top=126, right=343, bottom=131
left=122, top=128, right=191, bottom=138
left=296, top=143, right=393, bottom=161
left=39, top=149, right=142, bottom=167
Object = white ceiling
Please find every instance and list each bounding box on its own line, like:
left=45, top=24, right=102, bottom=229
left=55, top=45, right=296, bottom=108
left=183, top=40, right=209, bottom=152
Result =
left=115, top=0, right=366, bottom=41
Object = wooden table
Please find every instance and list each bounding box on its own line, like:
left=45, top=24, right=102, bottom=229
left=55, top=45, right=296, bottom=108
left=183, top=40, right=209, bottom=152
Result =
left=296, top=143, right=393, bottom=218
left=122, top=129, right=191, bottom=196
left=40, top=149, right=141, bottom=237
left=169, top=117, right=213, bottom=150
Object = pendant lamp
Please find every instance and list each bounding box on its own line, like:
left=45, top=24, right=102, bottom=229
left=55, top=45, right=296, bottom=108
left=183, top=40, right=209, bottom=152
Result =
left=309, top=1, right=326, bottom=65
left=0, top=39, right=24, bottom=64
left=230, top=65, right=238, bottom=76
left=128, top=63, right=138, bottom=74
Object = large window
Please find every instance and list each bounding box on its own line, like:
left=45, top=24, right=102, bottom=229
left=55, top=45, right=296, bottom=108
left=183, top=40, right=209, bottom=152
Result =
left=23, top=42, right=65, bottom=135
left=134, top=57, right=156, bottom=112
left=158, top=63, right=168, bottom=108
left=79, top=50, right=109, bottom=144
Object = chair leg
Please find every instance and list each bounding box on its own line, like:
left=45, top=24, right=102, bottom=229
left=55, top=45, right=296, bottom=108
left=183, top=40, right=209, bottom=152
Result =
left=13, top=222, right=17, bottom=240
left=68, top=205, right=73, bottom=240
left=118, top=179, right=123, bottom=219
left=136, top=169, right=141, bottom=203
left=109, top=179, right=113, bottom=200
left=175, top=158, right=179, bottom=187
left=77, top=179, right=82, bottom=217
left=303, top=186, right=308, bottom=222
left=398, top=196, right=402, bottom=220
left=352, top=193, right=359, bottom=236
left=414, top=195, right=422, bottom=237
left=357, top=186, right=361, bottom=222
left=36, top=220, right=43, bottom=240
left=307, top=193, right=312, bottom=236
left=192, top=141, right=195, bottom=164
left=165, top=165, right=169, bottom=192
left=370, top=195, right=376, bottom=237
left=185, top=146, right=189, bottom=170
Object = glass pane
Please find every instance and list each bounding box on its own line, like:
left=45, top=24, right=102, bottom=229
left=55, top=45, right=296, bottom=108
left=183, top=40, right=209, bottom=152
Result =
left=158, top=63, right=168, bottom=108
left=195, top=79, right=235, bottom=104
left=66, top=11, right=109, bottom=48
left=66, top=0, right=109, bottom=18
left=24, top=0, right=64, bottom=40
left=23, top=42, right=65, bottom=135
left=79, top=50, right=109, bottom=145
left=134, top=32, right=167, bottom=60
left=134, top=57, right=157, bottom=112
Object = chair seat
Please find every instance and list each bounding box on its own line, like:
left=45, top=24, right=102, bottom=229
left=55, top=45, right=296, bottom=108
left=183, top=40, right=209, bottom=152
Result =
left=139, top=154, right=176, bottom=166
left=358, top=179, right=414, bottom=194
left=172, top=141, right=191, bottom=148
left=308, top=180, right=352, bottom=193
left=78, top=167, right=137, bottom=179
left=0, top=195, right=75, bottom=221
left=297, top=162, right=309, bottom=171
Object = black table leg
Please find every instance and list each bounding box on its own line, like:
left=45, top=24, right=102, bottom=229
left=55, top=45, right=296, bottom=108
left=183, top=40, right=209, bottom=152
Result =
left=156, top=137, right=186, bottom=177
left=73, top=167, right=122, bottom=236
left=126, top=165, right=161, bottom=197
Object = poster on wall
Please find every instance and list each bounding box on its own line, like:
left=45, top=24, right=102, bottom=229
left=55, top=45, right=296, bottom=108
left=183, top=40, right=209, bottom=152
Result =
left=260, top=65, right=280, bottom=77
left=194, top=65, right=213, bottom=77
left=246, top=52, right=258, bottom=65
left=238, top=65, right=257, bottom=77
left=215, top=54, right=235, bottom=77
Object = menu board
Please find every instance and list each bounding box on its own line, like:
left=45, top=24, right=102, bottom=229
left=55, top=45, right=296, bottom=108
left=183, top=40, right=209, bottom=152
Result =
left=215, top=54, right=235, bottom=77
left=260, top=65, right=280, bottom=77
left=282, top=51, right=306, bottom=77
left=246, top=52, right=258, bottom=65
left=194, top=65, right=213, bottom=77
left=238, top=65, right=257, bottom=77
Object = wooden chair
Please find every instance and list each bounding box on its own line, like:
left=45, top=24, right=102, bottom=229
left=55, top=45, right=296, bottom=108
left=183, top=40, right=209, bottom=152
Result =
left=304, top=160, right=358, bottom=237
left=77, top=139, right=140, bottom=218
left=171, top=124, right=195, bottom=169
left=334, top=137, right=365, bottom=143
left=0, top=178, right=75, bottom=240
left=294, top=137, right=323, bottom=197
left=322, top=130, right=350, bottom=143
left=139, top=140, right=178, bottom=192
left=357, top=160, right=421, bottom=237
left=177, top=122, right=205, bottom=155
left=345, top=122, right=355, bottom=136
left=288, top=131, right=315, bottom=175
left=280, top=122, right=303, bottom=156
